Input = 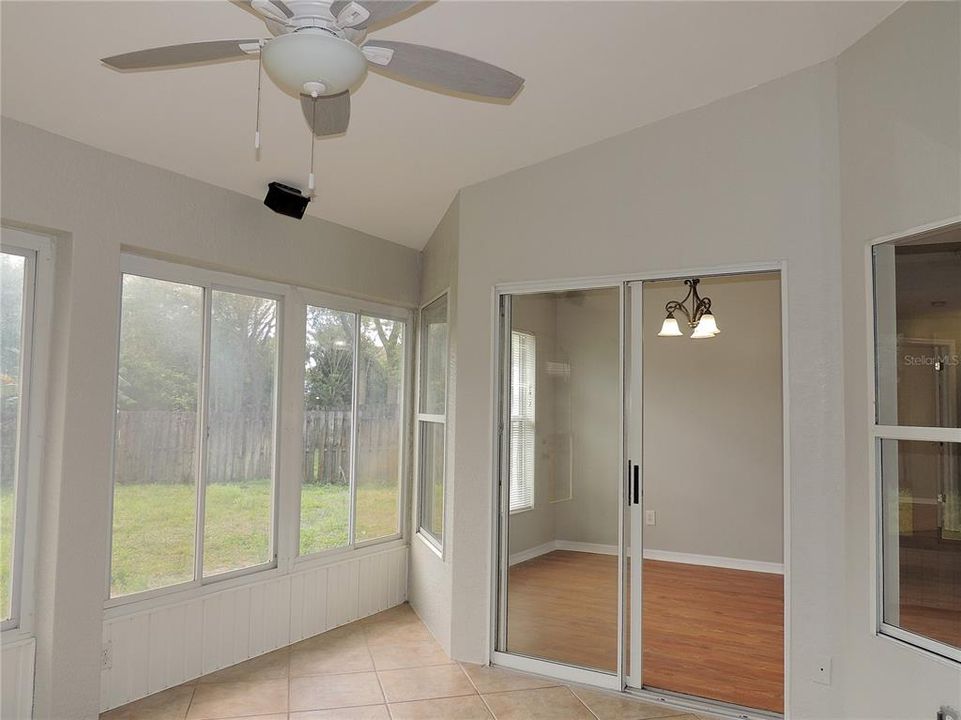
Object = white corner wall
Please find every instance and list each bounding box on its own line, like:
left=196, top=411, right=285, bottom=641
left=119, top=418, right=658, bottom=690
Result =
left=449, top=59, right=845, bottom=718
left=838, top=2, right=961, bottom=718
left=0, top=117, right=420, bottom=720
left=407, top=195, right=460, bottom=653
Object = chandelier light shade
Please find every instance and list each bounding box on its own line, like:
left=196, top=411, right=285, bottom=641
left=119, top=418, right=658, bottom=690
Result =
left=658, top=315, right=683, bottom=337
left=695, top=312, right=720, bottom=335
left=659, top=278, right=720, bottom=339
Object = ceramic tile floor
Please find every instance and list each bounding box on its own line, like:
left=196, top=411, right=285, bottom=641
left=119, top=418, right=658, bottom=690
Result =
left=100, top=603, right=712, bottom=720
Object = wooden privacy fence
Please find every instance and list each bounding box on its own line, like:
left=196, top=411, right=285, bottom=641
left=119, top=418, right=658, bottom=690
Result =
left=113, top=408, right=399, bottom=486
left=1, top=403, right=17, bottom=487
left=304, top=411, right=351, bottom=485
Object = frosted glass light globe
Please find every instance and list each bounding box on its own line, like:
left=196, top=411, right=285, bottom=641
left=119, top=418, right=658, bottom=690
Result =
left=696, top=312, right=720, bottom=335
left=691, top=316, right=718, bottom=339
left=262, top=30, right=367, bottom=96
left=658, top=316, right=683, bottom=337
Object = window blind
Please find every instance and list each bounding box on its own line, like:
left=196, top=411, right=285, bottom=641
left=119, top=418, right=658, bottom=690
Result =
left=510, top=331, right=536, bottom=512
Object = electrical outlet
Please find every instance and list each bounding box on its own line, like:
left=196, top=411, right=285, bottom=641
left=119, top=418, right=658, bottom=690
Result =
left=102, top=641, right=113, bottom=670
left=645, top=510, right=656, bottom=526
left=812, top=655, right=831, bottom=685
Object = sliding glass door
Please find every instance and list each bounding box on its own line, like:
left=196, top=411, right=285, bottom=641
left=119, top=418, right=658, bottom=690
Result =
left=495, top=286, right=623, bottom=678
left=493, top=272, right=784, bottom=714
left=626, top=272, right=785, bottom=714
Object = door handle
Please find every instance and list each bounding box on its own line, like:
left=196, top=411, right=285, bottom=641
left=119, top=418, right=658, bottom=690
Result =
left=632, top=464, right=640, bottom=505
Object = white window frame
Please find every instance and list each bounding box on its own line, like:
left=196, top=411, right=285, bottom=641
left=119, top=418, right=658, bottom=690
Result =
left=415, top=291, right=449, bottom=552
left=867, top=217, right=961, bottom=665
left=104, top=258, right=413, bottom=615
left=0, top=228, right=53, bottom=637
left=509, top=330, right=535, bottom=514
left=297, top=287, right=411, bottom=560
left=107, top=255, right=286, bottom=606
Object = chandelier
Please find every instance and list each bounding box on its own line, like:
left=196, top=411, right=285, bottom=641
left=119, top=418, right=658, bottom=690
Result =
left=658, top=278, right=721, bottom=339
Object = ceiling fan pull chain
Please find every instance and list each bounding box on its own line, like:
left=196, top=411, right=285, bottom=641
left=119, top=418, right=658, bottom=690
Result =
left=308, top=98, right=317, bottom=194
left=254, top=42, right=264, bottom=152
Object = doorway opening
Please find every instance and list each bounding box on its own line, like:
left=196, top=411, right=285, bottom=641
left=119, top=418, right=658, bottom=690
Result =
left=627, top=272, right=785, bottom=714
left=493, top=268, right=787, bottom=717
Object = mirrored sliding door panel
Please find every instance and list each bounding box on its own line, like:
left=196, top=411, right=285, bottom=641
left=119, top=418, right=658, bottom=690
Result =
left=497, top=287, right=621, bottom=673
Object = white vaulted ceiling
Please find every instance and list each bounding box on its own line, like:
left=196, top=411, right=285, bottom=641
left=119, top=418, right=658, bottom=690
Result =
left=1, top=1, right=897, bottom=248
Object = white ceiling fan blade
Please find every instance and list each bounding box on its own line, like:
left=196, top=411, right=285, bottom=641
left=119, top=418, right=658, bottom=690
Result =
left=335, top=1, right=371, bottom=29
left=232, top=0, right=293, bottom=21
left=331, top=1, right=421, bottom=29
left=101, top=40, right=261, bottom=70
left=301, top=92, right=351, bottom=136
left=252, top=0, right=294, bottom=19
left=363, top=41, right=523, bottom=100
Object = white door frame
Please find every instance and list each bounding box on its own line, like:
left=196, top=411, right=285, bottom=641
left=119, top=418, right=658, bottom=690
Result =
left=489, top=260, right=791, bottom=720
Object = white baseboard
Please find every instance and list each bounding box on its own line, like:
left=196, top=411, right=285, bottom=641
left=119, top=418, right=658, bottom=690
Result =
left=508, top=541, right=783, bottom=575
left=554, top=540, right=618, bottom=556
left=642, top=548, right=784, bottom=575
left=508, top=541, right=556, bottom=566
left=509, top=539, right=617, bottom=565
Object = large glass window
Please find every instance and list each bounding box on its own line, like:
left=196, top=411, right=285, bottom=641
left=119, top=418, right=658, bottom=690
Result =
left=1, top=231, right=51, bottom=632
left=111, top=258, right=410, bottom=601
left=202, top=291, right=278, bottom=577
left=417, top=295, right=448, bottom=546
left=354, top=316, right=404, bottom=543
left=301, top=306, right=354, bottom=555
left=1, top=249, right=27, bottom=626
left=299, top=307, right=406, bottom=555
left=111, top=266, right=279, bottom=598
left=111, top=275, right=203, bottom=596
left=873, top=222, right=961, bottom=661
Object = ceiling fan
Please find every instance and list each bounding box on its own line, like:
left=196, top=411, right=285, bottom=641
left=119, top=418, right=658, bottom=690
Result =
left=101, top=0, right=525, bottom=139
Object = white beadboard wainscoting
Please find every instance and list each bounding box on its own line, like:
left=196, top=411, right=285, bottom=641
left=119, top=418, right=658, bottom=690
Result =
left=101, top=544, right=408, bottom=713
left=1, top=635, right=36, bottom=720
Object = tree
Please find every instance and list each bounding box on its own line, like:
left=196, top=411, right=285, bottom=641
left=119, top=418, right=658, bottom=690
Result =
left=305, top=307, right=353, bottom=411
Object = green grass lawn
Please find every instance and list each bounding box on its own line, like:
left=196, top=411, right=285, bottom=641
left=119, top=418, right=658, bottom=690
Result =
left=108, top=480, right=398, bottom=598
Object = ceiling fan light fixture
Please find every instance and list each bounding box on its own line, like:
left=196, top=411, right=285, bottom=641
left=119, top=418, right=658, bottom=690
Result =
left=261, top=29, right=367, bottom=96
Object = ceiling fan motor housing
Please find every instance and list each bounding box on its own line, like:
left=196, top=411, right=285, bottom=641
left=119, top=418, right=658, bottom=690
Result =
left=261, top=28, right=367, bottom=96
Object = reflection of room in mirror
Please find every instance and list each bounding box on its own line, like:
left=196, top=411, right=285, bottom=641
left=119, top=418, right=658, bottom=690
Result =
left=505, top=287, right=621, bottom=674
left=873, top=221, right=961, bottom=658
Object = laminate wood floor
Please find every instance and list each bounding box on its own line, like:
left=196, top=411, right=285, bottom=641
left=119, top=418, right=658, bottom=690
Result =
left=506, top=551, right=784, bottom=714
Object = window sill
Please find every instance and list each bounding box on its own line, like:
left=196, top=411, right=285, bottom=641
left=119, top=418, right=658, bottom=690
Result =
left=0, top=627, right=35, bottom=647
left=509, top=506, right=534, bottom=516
left=877, top=623, right=961, bottom=667
left=293, top=536, right=406, bottom=572
left=415, top=530, right=444, bottom=560
left=105, top=539, right=407, bottom=620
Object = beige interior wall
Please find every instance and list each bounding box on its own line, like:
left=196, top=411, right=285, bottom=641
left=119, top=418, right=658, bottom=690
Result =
left=506, top=288, right=621, bottom=557
left=642, top=273, right=783, bottom=564
left=552, top=289, right=621, bottom=547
